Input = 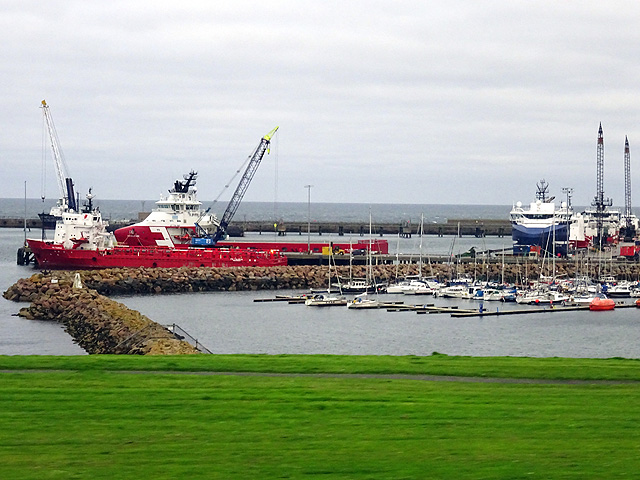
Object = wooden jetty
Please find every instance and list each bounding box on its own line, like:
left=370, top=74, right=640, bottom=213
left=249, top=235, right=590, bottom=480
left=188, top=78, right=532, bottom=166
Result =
left=254, top=295, right=308, bottom=304
left=451, top=302, right=638, bottom=318
left=386, top=304, right=478, bottom=314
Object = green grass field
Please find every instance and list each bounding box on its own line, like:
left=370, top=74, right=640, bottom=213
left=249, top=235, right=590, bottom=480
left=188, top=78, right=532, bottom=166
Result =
left=2, top=355, right=640, bottom=479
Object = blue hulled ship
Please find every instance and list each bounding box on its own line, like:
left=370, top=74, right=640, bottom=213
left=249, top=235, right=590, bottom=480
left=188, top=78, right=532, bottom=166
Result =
left=510, top=180, right=570, bottom=256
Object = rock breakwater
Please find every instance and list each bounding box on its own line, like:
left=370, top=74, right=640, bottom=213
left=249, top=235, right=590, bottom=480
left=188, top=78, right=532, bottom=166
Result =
left=6, top=261, right=640, bottom=355
left=11, top=283, right=199, bottom=354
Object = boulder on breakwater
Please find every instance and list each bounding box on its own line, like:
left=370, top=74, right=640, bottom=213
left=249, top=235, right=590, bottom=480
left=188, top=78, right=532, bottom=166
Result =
left=12, top=283, right=199, bottom=355
left=4, top=272, right=206, bottom=354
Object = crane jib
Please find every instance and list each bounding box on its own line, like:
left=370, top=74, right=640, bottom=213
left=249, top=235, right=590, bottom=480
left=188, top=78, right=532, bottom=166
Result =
left=191, top=127, right=277, bottom=247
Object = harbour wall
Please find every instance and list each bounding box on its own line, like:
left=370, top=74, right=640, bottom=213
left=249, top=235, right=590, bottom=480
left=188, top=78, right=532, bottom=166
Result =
left=0, top=218, right=511, bottom=237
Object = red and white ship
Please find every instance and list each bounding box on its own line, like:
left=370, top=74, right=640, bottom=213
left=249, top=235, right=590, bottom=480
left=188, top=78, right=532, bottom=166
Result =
left=114, top=170, right=220, bottom=248
left=27, top=241, right=288, bottom=270
left=113, top=171, right=389, bottom=255
left=27, top=126, right=289, bottom=270
left=26, top=192, right=287, bottom=269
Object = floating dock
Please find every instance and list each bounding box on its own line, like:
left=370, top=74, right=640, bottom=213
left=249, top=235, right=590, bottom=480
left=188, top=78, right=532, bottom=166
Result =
left=451, top=302, right=637, bottom=317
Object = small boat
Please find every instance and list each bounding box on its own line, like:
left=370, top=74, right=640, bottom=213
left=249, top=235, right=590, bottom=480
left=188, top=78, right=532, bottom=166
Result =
left=635, top=298, right=640, bottom=308
left=387, top=276, right=436, bottom=295
left=346, top=293, right=382, bottom=309
left=515, top=289, right=551, bottom=305
left=564, top=292, right=604, bottom=306
left=304, top=293, right=348, bottom=307
left=333, top=277, right=386, bottom=294
left=604, top=281, right=633, bottom=298
left=589, top=295, right=615, bottom=311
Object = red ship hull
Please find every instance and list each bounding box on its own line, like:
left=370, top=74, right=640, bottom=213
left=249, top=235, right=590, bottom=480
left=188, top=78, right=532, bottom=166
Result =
left=115, top=224, right=389, bottom=255
left=218, top=239, right=389, bottom=254
left=26, top=239, right=287, bottom=270
left=114, top=225, right=389, bottom=255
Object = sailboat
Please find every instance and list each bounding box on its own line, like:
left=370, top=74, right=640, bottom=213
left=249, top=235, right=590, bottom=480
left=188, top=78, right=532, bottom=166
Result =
left=333, top=211, right=386, bottom=293
left=387, top=214, right=438, bottom=295
left=305, top=250, right=347, bottom=306
left=346, top=292, right=383, bottom=309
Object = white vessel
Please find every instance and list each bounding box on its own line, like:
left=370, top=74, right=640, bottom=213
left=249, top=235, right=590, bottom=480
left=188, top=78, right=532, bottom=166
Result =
left=346, top=293, right=383, bottom=309
left=305, top=293, right=348, bottom=307
left=47, top=191, right=115, bottom=251
left=510, top=180, right=570, bottom=255
left=114, top=171, right=220, bottom=247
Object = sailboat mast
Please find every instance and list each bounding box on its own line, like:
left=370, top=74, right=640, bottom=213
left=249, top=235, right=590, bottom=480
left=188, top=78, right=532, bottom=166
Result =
left=368, top=207, right=373, bottom=284
left=418, top=213, right=424, bottom=278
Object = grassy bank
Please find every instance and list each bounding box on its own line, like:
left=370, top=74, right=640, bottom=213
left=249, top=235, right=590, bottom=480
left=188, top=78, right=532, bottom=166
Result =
left=2, top=355, right=640, bottom=479
left=1, top=353, right=640, bottom=380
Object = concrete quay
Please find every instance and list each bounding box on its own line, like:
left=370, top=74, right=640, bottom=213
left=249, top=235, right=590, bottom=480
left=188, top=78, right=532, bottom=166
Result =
left=233, top=219, right=511, bottom=237
left=1, top=217, right=510, bottom=237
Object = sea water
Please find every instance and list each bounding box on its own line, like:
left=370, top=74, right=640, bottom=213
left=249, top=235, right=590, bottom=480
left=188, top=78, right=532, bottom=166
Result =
left=1, top=201, right=640, bottom=357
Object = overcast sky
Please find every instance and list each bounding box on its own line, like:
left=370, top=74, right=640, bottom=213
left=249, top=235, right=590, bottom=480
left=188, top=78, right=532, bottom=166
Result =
left=3, top=1, right=640, bottom=207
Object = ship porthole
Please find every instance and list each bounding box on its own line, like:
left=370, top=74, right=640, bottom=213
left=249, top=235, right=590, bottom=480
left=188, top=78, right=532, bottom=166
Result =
left=92, top=257, right=97, bottom=262
left=200, top=264, right=205, bottom=267
left=152, top=262, right=157, bottom=268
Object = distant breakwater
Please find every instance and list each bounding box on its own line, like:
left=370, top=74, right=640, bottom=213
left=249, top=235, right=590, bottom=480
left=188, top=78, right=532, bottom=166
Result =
left=1, top=217, right=511, bottom=237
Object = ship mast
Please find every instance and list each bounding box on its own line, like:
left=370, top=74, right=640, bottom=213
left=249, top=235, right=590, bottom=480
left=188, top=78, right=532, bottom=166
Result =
left=591, top=123, right=612, bottom=249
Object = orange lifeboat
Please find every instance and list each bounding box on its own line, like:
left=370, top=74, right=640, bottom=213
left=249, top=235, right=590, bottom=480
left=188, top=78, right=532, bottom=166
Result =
left=590, top=296, right=615, bottom=311
left=635, top=298, right=640, bottom=308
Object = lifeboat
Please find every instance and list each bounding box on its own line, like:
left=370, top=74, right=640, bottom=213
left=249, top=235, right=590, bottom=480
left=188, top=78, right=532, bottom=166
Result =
left=635, top=298, right=640, bottom=308
left=589, top=296, right=615, bottom=311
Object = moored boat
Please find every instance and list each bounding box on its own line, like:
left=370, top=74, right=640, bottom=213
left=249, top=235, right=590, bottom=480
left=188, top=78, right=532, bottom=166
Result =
left=304, top=293, right=348, bottom=307
left=510, top=180, right=570, bottom=256
left=114, top=171, right=219, bottom=247
left=589, top=295, right=615, bottom=311
left=346, top=293, right=382, bottom=309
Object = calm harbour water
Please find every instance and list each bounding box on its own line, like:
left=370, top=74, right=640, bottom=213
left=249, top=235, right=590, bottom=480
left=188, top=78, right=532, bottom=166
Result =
left=1, top=201, right=640, bottom=358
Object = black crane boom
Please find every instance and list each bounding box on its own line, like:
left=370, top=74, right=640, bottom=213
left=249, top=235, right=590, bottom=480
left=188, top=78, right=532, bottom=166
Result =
left=192, top=126, right=279, bottom=247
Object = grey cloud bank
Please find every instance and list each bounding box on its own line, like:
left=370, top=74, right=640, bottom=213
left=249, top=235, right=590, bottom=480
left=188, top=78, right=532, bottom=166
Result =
left=2, top=1, right=640, bottom=208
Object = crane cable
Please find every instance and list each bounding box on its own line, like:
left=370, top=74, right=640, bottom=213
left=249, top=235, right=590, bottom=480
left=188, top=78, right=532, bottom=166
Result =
left=41, top=114, right=47, bottom=203
left=206, top=128, right=279, bottom=211
left=194, top=129, right=278, bottom=236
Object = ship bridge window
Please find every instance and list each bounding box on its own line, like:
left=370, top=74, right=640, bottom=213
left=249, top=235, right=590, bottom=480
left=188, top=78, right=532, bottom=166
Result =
left=525, top=214, right=554, bottom=220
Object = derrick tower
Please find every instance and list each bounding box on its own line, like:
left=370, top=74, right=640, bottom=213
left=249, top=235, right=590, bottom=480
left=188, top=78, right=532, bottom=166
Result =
left=591, top=123, right=612, bottom=248
left=624, top=136, right=632, bottom=219
left=622, top=136, right=635, bottom=239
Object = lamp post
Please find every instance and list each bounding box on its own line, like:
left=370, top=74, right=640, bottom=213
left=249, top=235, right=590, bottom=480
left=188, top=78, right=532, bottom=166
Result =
left=304, top=185, right=312, bottom=253
left=562, top=187, right=573, bottom=257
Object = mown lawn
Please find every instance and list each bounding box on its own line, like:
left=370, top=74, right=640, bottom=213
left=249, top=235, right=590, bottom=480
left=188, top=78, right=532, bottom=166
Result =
left=1, top=355, right=640, bottom=479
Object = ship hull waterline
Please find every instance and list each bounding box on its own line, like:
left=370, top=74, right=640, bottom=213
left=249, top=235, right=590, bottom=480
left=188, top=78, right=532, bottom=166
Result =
left=26, top=239, right=288, bottom=270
